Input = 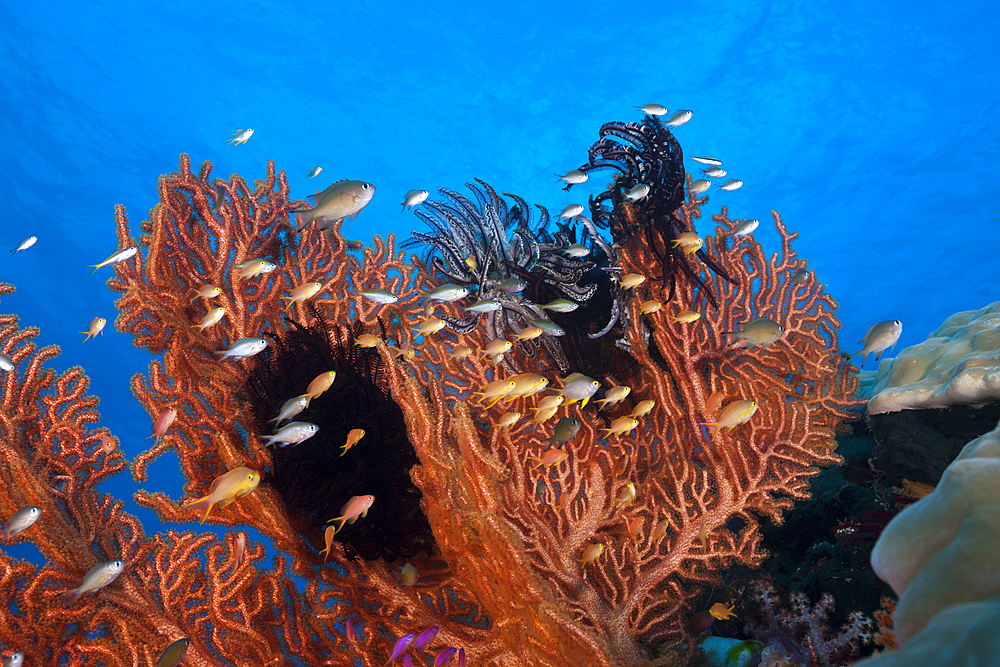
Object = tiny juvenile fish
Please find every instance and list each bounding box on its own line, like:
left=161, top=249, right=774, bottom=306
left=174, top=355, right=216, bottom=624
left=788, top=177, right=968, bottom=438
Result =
left=853, top=320, right=902, bottom=367
left=228, top=128, right=253, bottom=145
left=306, top=167, right=323, bottom=179
left=214, top=337, right=268, bottom=360
left=557, top=204, right=585, bottom=218
left=359, top=289, right=399, bottom=304
left=563, top=243, right=589, bottom=258
left=636, top=103, right=668, bottom=116
left=556, top=169, right=589, bottom=185
left=80, top=317, right=106, bottom=342
left=689, top=179, right=711, bottom=195
left=723, top=317, right=784, bottom=348
left=63, top=559, right=125, bottom=603
left=2, top=506, right=42, bottom=539
left=259, top=421, right=319, bottom=448
left=718, top=179, right=743, bottom=191
left=182, top=467, right=261, bottom=523
left=87, top=246, right=138, bottom=275
left=10, top=236, right=37, bottom=254
left=664, top=110, right=693, bottom=128
left=402, top=189, right=430, bottom=211
left=731, top=219, right=759, bottom=236
left=624, top=184, right=650, bottom=202
left=395, top=563, right=419, bottom=587
left=294, top=180, right=375, bottom=231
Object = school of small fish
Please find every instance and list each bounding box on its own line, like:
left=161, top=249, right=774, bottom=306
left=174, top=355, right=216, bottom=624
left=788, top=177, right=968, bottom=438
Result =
left=0, top=115, right=903, bottom=666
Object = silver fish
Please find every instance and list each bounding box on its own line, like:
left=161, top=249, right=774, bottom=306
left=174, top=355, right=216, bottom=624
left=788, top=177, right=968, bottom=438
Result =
left=87, top=246, right=138, bottom=275
left=496, top=278, right=527, bottom=292
left=426, top=284, right=470, bottom=302
left=3, top=652, right=23, bottom=667
left=359, top=289, right=399, bottom=304
left=665, top=110, right=693, bottom=128
left=563, top=243, right=589, bottom=258
left=259, top=421, right=319, bottom=448
left=556, top=170, right=588, bottom=185
left=732, top=219, right=759, bottom=237
left=306, top=167, right=323, bottom=179
left=853, top=320, right=902, bottom=367
left=2, top=506, right=41, bottom=539
left=702, top=167, right=727, bottom=178
left=539, top=298, right=579, bottom=313
left=692, top=156, right=723, bottom=166
left=267, top=395, right=309, bottom=426
left=10, top=236, right=37, bottom=254
left=402, top=189, right=429, bottom=211
left=557, top=204, right=585, bottom=218
left=690, top=179, right=711, bottom=195
left=64, top=559, right=125, bottom=603
left=624, top=184, right=650, bottom=202
left=790, top=268, right=811, bottom=283
left=553, top=373, right=601, bottom=407
left=718, top=179, right=743, bottom=191
left=294, top=180, right=375, bottom=231
left=723, top=317, right=784, bottom=348
left=214, top=337, right=269, bottom=361
left=636, top=103, right=668, bottom=116
left=0, top=353, right=13, bottom=372
left=464, top=299, right=502, bottom=313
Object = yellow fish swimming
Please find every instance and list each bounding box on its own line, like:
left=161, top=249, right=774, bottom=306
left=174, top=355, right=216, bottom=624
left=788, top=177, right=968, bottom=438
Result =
left=294, top=180, right=375, bottom=231
left=182, top=467, right=261, bottom=524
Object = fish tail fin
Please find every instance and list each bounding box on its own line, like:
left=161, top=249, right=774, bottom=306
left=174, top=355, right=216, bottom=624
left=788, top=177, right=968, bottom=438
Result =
left=86, top=264, right=100, bottom=275
left=61, top=588, right=83, bottom=603
left=293, top=210, right=312, bottom=231
left=320, top=546, right=330, bottom=562
left=212, top=351, right=227, bottom=359
left=182, top=495, right=216, bottom=524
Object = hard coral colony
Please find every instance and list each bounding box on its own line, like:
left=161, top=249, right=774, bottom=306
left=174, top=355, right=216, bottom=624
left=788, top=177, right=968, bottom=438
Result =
left=0, top=114, right=860, bottom=666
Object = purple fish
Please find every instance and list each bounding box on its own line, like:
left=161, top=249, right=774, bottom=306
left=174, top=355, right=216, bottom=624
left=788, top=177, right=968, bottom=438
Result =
left=384, top=633, right=414, bottom=666
left=459, top=648, right=466, bottom=667
left=412, top=626, right=439, bottom=652
left=433, top=647, right=457, bottom=667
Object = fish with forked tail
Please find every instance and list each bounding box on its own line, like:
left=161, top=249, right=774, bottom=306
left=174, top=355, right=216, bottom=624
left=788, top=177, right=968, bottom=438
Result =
left=294, top=180, right=375, bottom=231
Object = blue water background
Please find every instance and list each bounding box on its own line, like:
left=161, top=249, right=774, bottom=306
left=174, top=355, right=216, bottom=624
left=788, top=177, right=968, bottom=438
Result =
left=1, top=0, right=998, bottom=571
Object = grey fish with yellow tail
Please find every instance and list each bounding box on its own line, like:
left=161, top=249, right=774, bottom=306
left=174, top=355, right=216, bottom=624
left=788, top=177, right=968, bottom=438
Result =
left=294, top=180, right=375, bottom=231
left=853, top=320, right=902, bottom=367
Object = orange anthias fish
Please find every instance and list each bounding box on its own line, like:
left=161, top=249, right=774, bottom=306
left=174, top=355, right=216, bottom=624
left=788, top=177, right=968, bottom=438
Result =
left=328, top=495, right=375, bottom=533
left=700, top=400, right=758, bottom=441
left=182, top=467, right=261, bottom=524
left=304, top=370, right=337, bottom=408
left=704, top=391, right=725, bottom=416
left=148, top=407, right=177, bottom=447
left=709, top=602, right=736, bottom=620
left=340, top=428, right=365, bottom=456
left=318, top=525, right=337, bottom=563
left=526, top=447, right=568, bottom=469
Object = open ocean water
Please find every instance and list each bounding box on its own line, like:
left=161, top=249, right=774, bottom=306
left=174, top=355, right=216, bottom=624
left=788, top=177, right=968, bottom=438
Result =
left=1, top=0, right=998, bottom=654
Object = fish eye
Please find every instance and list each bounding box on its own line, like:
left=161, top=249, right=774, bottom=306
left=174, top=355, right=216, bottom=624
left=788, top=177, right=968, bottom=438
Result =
left=362, top=183, right=373, bottom=190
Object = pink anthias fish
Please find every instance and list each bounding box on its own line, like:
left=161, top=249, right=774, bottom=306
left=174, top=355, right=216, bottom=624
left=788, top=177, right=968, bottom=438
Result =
left=328, top=495, right=375, bottom=533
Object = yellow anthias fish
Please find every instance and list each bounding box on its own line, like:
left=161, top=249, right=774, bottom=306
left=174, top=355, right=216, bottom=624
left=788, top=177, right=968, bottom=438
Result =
left=355, top=333, right=382, bottom=348
left=576, top=542, right=604, bottom=567
left=505, top=373, right=549, bottom=400
left=594, top=385, right=631, bottom=409
left=281, top=282, right=323, bottom=310
left=191, top=307, right=226, bottom=331
left=304, top=371, right=337, bottom=408
left=639, top=300, right=662, bottom=315
left=599, top=416, right=640, bottom=438
left=628, top=517, right=643, bottom=541
left=651, top=518, right=669, bottom=541
left=394, top=563, right=420, bottom=588
left=629, top=399, right=656, bottom=419
left=182, top=467, right=261, bottom=524
left=190, top=284, right=222, bottom=303
left=615, top=482, right=636, bottom=508
left=671, top=310, right=700, bottom=324
left=709, top=602, right=737, bottom=620
left=294, top=180, right=375, bottom=231
left=318, top=525, right=336, bottom=563
left=700, top=400, right=758, bottom=441
left=447, top=345, right=474, bottom=361
left=472, top=379, right=517, bottom=409
left=619, top=273, right=646, bottom=289
left=512, top=326, right=543, bottom=342
left=496, top=412, right=521, bottom=428
left=671, top=232, right=703, bottom=256
left=414, top=317, right=446, bottom=337
left=233, top=259, right=277, bottom=283
left=80, top=317, right=106, bottom=342
left=481, top=339, right=513, bottom=357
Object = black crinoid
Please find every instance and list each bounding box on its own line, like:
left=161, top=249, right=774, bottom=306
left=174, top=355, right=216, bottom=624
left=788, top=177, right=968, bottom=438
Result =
left=565, top=114, right=735, bottom=310
left=406, top=179, right=619, bottom=373
left=245, top=306, right=434, bottom=562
